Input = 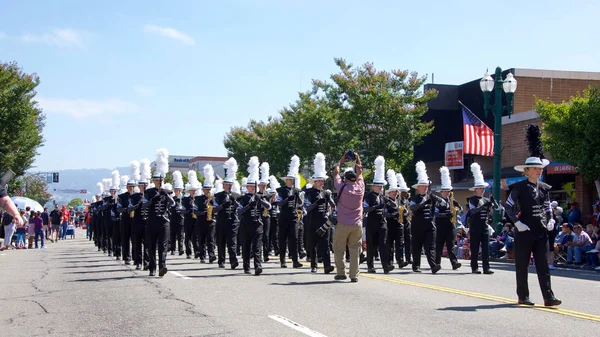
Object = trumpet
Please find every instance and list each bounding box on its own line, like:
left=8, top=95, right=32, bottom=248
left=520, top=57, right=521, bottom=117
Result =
left=207, top=196, right=214, bottom=221
left=449, top=191, right=457, bottom=224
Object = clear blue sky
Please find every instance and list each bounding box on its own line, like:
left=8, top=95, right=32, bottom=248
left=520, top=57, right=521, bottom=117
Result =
left=1, top=0, right=598, bottom=171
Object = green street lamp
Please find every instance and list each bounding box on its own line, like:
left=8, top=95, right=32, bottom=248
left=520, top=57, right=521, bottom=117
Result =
left=480, top=67, right=517, bottom=229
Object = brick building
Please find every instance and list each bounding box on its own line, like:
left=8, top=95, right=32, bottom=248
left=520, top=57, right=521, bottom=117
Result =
left=416, top=68, right=600, bottom=222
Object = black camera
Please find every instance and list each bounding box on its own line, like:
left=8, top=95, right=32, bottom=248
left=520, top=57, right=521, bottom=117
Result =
left=345, top=150, right=356, bottom=162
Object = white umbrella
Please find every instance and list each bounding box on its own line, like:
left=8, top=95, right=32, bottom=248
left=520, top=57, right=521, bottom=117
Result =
left=10, top=196, right=44, bottom=212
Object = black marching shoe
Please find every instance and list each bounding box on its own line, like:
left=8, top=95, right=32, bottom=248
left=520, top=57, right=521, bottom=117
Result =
left=159, top=267, right=168, bottom=277
left=231, top=261, right=239, bottom=270
left=179, top=251, right=184, bottom=256
left=400, top=261, right=410, bottom=268
left=334, top=275, right=347, bottom=281
left=293, top=262, right=303, bottom=268
left=135, top=264, right=141, bottom=270
left=452, top=263, right=462, bottom=270
left=218, top=263, right=225, bottom=268
left=200, top=259, right=206, bottom=264
left=350, top=278, right=358, bottom=283
left=299, top=251, right=307, bottom=259
left=255, top=267, right=263, bottom=276
left=186, top=255, right=192, bottom=259
left=264, top=256, right=270, bottom=262
left=413, top=268, right=422, bottom=273
left=544, top=297, right=562, bottom=307
left=518, top=297, right=535, bottom=306
left=116, top=256, right=121, bottom=261
left=483, top=269, right=494, bottom=275
left=124, top=261, right=131, bottom=265
left=431, top=265, right=442, bottom=274
left=108, top=252, right=113, bottom=257
left=367, top=268, right=377, bottom=274
left=324, top=266, right=335, bottom=274
left=311, top=267, right=317, bottom=273
left=280, top=263, right=288, bottom=268
left=170, top=251, right=175, bottom=255
left=143, top=265, right=149, bottom=271
left=472, top=269, right=482, bottom=274
left=149, top=270, right=156, bottom=277
left=244, top=269, right=251, bottom=274
left=209, top=256, right=217, bottom=263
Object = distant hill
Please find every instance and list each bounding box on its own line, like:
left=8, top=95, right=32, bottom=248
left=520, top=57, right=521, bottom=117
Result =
left=44, top=167, right=129, bottom=207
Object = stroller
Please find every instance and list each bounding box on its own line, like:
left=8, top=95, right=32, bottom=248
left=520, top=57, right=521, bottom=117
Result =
left=66, top=223, right=76, bottom=239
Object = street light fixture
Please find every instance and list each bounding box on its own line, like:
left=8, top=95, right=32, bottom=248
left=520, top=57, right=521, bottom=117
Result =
left=480, top=67, right=517, bottom=230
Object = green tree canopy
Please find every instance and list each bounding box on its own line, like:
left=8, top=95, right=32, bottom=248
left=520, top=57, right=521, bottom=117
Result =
left=0, top=62, right=45, bottom=177
left=68, top=198, right=83, bottom=208
left=9, top=175, right=52, bottom=206
left=536, top=86, right=600, bottom=196
left=223, top=58, right=437, bottom=180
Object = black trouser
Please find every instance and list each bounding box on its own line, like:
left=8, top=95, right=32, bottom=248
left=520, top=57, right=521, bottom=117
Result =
left=270, top=216, right=279, bottom=255
left=184, top=217, right=196, bottom=258
left=197, top=219, right=216, bottom=260
left=515, top=231, right=554, bottom=300
left=278, top=215, right=299, bottom=264
left=411, top=222, right=437, bottom=270
left=262, top=216, right=270, bottom=260
left=404, top=222, right=412, bottom=263
left=112, top=220, right=121, bottom=258
left=241, top=221, right=263, bottom=271
left=133, top=223, right=149, bottom=267
left=306, top=217, right=331, bottom=269
left=386, top=220, right=405, bottom=267
left=170, top=219, right=184, bottom=254
left=94, top=218, right=102, bottom=248
left=121, top=218, right=133, bottom=262
left=435, top=219, right=458, bottom=266
left=367, top=222, right=388, bottom=269
left=469, top=227, right=490, bottom=271
left=194, top=220, right=204, bottom=258
left=216, top=219, right=239, bottom=266
left=103, top=220, right=113, bottom=254
left=147, top=219, right=170, bottom=272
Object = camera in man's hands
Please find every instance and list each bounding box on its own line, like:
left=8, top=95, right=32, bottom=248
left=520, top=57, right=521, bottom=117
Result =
left=345, top=150, right=356, bottom=162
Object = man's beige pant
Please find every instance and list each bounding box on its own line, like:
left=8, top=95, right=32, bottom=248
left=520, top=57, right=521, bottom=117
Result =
left=333, top=223, right=363, bottom=278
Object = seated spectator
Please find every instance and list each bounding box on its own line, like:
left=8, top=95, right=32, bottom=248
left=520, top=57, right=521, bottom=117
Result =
left=490, top=224, right=514, bottom=258
left=566, top=224, right=593, bottom=265
left=456, top=226, right=469, bottom=259
left=591, top=205, right=599, bottom=227
left=567, top=202, right=581, bottom=225
left=554, top=223, right=575, bottom=253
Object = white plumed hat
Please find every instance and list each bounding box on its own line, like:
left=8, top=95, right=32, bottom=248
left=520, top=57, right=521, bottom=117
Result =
left=372, top=156, right=386, bottom=185
left=119, top=175, right=129, bottom=194
left=130, top=160, right=140, bottom=184
left=311, top=152, right=328, bottom=181
left=139, top=159, right=151, bottom=184
left=246, top=157, right=259, bottom=185
left=268, top=175, right=280, bottom=194
left=412, top=161, right=430, bottom=188
left=110, top=170, right=120, bottom=191
left=469, top=162, right=489, bottom=191
left=188, top=170, right=201, bottom=190
left=95, top=182, right=104, bottom=196
left=172, top=171, right=184, bottom=190
left=439, top=166, right=453, bottom=191
left=203, top=164, right=215, bottom=189
left=153, top=148, right=169, bottom=179
left=396, top=173, right=410, bottom=192
left=281, top=155, right=300, bottom=180
left=223, top=157, right=238, bottom=184
left=259, top=162, right=270, bottom=185
left=386, top=169, right=399, bottom=192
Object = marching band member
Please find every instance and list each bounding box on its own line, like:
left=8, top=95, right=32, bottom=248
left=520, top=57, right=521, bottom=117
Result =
left=364, top=156, right=392, bottom=274
left=100, top=178, right=113, bottom=256
left=117, top=172, right=137, bottom=265
left=397, top=173, right=412, bottom=267
left=196, top=164, right=217, bottom=264
left=237, top=157, right=271, bottom=275
left=92, top=183, right=104, bottom=251
left=109, top=171, right=122, bottom=260
left=183, top=171, right=200, bottom=259
left=409, top=161, right=442, bottom=274
left=434, top=166, right=462, bottom=270
left=258, top=162, right=271, bottom=262
left=143, top=148, right=175, bottom=277
left=505, top=125, right=561, bottom=306
left=130, top=159, right=151, bottom=270
left=277, top=155, right=304, bottom=269
left=467, top=163, right=495, bottom=275
left=268, top=176, right=281, bottom=257
left=304, top=153, right=336, bottom=274
left=169, top=171, right=185, bottom=256
left=384, top=169, right=407, bottom=270
left=213, top=158, right=241, bottom=269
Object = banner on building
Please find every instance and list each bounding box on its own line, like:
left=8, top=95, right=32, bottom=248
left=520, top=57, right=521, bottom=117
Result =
left=445, top=141, right=464, bottom=170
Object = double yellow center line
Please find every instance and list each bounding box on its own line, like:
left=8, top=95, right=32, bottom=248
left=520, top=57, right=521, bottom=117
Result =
left=362, top=273, right=600, bottom=323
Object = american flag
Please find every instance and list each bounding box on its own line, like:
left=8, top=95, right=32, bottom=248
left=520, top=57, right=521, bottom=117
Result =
left=462, top=104, right=494, bottom=156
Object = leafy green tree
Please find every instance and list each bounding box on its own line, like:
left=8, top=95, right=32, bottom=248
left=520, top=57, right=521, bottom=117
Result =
left=68, top=198, right=83, bottom=208
left=10, top=175, right=52, bottom=205
left=313, top=58, right=437, bottom=173
left=536, top=86, right=600, bottom=197
left=0, top=62, right=45, bottom=177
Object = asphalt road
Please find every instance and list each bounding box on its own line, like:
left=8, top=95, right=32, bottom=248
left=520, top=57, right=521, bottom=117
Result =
left=1, top=229, right=599, bottom=337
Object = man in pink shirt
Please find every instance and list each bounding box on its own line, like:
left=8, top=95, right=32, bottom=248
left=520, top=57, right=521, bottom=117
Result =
left=333, top=151, right=365, bottom=283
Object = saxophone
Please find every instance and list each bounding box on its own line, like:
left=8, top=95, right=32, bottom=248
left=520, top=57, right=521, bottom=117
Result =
left=191, top=197, right=197, bottom=219
left=129, top=195, right=135, bottom=218
left=206, top=196, right=213, bottom=221
left=297, top=191, right=305, bottom=224
left=449, top=191, right=457, bottom=224
left=398, top=198, right=405, bottom=225
left=262, top=196, right=269, bottom=218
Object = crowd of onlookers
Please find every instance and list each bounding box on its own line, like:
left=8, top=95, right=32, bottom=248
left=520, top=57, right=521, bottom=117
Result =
left=0, top=204, right=86, bottom=251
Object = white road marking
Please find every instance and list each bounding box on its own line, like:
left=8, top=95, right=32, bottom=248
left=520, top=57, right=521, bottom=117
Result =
left=169, top=271, right=191, bottom=280
left=268, top=315, right=328, bottom=337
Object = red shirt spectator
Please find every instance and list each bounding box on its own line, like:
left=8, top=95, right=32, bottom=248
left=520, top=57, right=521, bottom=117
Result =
left=61, top=206, right=69, bottom=223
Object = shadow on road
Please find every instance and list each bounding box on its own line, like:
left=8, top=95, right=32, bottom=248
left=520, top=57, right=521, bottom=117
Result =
left=69, top=276, right=138, bottom=282
left=437, top=303, right=518, bottom=312
left=269, top=280, right=339, bottom=286
left=489, top=263, right=600, bottom=282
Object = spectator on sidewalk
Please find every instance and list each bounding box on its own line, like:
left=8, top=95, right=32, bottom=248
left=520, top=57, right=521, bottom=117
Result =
left=567, top=202, right=581, bottom=225
left=566, top=224, right=593, bottom=265
left=2, top=211, right=15, bottom=249
left=33, top=211, right=45, bottom=249
left=15, top=214, right=26, bottom=249
left=41, top=207, right=49, bottom=239
left=490, top=224, right=514, bottom=258
left=27, top=211, right=35, bottom=248
left=60, top=205, right=69, bottom=240
left=49, top=204, right=61, bottom=243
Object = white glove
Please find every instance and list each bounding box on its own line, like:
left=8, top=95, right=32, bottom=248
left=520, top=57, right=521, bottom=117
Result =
left=514, top=221, right=530, bottom=232
left=546, top=219, right=556, bottom=231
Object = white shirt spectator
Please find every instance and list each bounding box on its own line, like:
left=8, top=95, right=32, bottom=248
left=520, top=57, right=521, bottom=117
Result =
left=575, top=231, right=593, bottom=246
